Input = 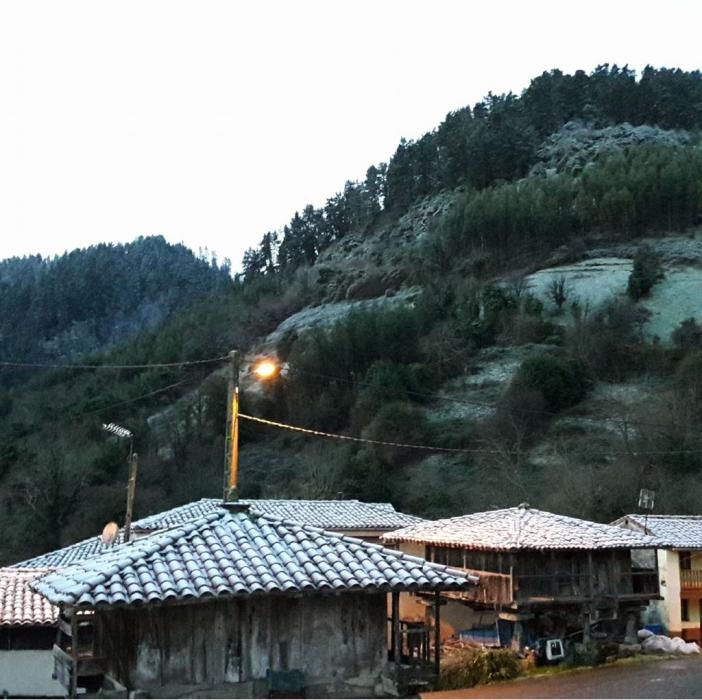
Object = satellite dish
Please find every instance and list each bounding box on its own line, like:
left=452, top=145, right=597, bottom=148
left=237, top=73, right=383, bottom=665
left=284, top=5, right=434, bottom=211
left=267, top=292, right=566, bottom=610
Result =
left=638, top=488, right=655, bottom=511
left=101, top=521, right=119, bottom=546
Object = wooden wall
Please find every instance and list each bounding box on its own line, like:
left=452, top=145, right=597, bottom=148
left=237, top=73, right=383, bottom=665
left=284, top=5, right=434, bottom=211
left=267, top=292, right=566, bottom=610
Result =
left=98, top=592, right=389, bottom=698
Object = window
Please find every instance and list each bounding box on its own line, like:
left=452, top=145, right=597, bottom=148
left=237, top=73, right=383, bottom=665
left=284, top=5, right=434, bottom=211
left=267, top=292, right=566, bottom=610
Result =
left=682, top=598, right=690, bottom=622
left=680, top=551, right=692, bottom=570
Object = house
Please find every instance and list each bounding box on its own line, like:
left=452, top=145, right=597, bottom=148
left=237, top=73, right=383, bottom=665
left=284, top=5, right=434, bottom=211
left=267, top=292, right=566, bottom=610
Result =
left=14, top=498, right=423, bottom=570
left=612, top=514, right=702, bottom=641
left=0, top=568, right=63, bottom=697
left=6, top=498, right=424, bottom=697
left=131, top=497, right=424, bottom=543
left=382, top=504, right=662, bottom=649
left=31, top=505, right=476, bottom=698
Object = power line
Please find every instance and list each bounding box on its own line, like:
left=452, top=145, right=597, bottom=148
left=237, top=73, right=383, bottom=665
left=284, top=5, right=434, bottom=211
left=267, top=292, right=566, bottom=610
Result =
left=239, top=412, right=702, bottom=457
left=78, top=379, right=189, bottom=417
left=0, top=354, right=230, bottom=371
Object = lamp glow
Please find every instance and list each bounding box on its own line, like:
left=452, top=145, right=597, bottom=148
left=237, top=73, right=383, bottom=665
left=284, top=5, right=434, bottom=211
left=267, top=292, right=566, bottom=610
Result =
left=252, top=358, right=279, bottom=380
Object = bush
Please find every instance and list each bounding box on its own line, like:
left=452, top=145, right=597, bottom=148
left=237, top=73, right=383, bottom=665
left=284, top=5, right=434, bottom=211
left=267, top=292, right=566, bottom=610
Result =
left=671, top=318, right=702, bottom=351
left=511, top=353, right=593, bottom=412
left=439, top=648, right=521, bottom=690
left=627, top=247, right=663, bottom=301
left=566, top=299, right=648, bottom=380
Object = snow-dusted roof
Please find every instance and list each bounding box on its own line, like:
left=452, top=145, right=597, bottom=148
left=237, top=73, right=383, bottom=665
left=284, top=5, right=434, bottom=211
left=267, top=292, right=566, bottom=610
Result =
left=613, top=514, right=702, bottom=550
left=134, top=498, right=424, bottom=532
left=15, top=498, right=423, bottom=569
left=382, top=505, right=662, bottom=551
left=31, top=511, right=476, bottom=608
left=0, top=568, right=58, bottom=626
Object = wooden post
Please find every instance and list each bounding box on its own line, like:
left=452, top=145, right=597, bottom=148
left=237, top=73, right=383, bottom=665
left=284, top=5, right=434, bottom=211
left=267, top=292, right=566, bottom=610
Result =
left=587, top=551, right=594, bottom=600
left=70, top=612, right=78, bottom=699
left=392, top=592, right=400, bottom=665
left=223, top=349, right=240, bottom=502
left=123, top=451, right=138, bottom=543
left=434, top=592, right=441, bottom=680
left=583, top=607, right=591, bottom=644
left=551, top=551, right=557, bottom=597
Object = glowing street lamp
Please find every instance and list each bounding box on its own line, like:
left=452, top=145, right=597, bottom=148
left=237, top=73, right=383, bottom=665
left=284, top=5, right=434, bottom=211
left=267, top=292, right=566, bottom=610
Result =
left=223, top=351, right=279, bottom=503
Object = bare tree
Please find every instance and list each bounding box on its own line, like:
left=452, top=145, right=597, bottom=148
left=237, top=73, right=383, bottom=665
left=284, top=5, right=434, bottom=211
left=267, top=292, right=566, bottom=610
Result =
left=547, top=274, right=569, bottom=311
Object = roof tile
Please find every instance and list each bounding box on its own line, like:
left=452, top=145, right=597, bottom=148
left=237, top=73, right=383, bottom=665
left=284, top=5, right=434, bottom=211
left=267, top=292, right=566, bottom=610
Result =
left=31, top=511, right=475, bottom=608
left=383, top=505, right=662, bottom=551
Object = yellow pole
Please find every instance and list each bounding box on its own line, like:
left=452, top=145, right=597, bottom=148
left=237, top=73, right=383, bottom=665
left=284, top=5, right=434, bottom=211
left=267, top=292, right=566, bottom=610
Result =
left=229, top=384, right=239, bottom=497
left=223, top=349, right=240, bottom=502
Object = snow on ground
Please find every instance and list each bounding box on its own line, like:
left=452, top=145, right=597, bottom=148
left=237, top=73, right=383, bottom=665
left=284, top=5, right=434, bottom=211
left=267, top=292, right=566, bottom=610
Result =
left=525, top=256, right=632, bottom=313
left=262, top=288, right=418, bottom=347
left=524, top=241, right=702, bottom=343
left=642, top=266, right=702, bottom=341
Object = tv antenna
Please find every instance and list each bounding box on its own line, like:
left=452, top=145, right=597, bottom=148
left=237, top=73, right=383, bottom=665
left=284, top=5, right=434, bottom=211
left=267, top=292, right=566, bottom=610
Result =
left=638, top=488, right=655, bottom=532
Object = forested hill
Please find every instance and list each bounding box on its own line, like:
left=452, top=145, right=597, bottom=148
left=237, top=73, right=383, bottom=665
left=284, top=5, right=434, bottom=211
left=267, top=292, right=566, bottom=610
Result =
left=0, top=236, right=233, bottom=379
left=5, top=64, right=702, bottom=565
left=241, top=65, right=702, bottom=279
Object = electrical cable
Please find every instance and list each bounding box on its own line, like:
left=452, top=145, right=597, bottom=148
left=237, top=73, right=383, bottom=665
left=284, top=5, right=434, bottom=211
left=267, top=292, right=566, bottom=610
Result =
left=239, top=412, right=702, bottom=457
left=0, top=354, right=230, bottom=370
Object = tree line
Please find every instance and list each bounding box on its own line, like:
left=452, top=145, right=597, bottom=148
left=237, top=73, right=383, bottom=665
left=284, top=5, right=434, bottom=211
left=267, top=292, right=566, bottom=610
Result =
left=241, top=65, right=702, bottom=279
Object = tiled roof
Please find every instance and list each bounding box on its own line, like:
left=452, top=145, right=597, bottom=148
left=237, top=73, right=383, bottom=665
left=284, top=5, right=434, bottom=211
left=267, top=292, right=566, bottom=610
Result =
left=0, top=568, right=58, bottom=626
left=134, top=498, right=424, bottom=531
left=31, top=510, right=476, bottom=608
left=15, top=499, right=422, bottom=569
left=613, top=514, right=702, bottom=549
left=13, top=532, right=127, bottom=569
left=382, top=505, right=662, bottom=551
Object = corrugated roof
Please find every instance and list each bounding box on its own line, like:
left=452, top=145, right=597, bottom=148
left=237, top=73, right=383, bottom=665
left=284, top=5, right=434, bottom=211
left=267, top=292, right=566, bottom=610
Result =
left=31, top=510, right=476, bottom=608
left=382, top=505, right=662, bottom=551
left=16, top=498, right=422, bottom=569
left=613, top=514, right=702, bottom=550
left=0, top=568, right=58, bottom=626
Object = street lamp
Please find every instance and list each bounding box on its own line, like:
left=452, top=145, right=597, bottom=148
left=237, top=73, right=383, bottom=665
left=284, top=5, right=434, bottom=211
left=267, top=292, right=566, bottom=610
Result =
left=223, top=350, right=279, bottom=503
left=102, top=422, right=138, bottom=543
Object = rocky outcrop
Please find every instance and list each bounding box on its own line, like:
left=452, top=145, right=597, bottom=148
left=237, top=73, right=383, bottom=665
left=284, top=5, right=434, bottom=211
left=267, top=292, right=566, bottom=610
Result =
left=530, top=120, right=692, bottom=176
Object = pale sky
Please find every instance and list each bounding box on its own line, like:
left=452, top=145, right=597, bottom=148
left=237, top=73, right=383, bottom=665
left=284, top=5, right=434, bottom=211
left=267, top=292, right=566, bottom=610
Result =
left=1, top=0, right=702, bottom=271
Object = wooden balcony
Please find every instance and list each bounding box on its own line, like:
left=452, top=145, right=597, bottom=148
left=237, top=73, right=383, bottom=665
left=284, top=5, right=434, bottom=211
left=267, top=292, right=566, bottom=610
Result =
left=680, top=569, right=702, bottom=590
left=443, top=568, right=658, bottom=607
left=445, top=568, right=513, bottom=606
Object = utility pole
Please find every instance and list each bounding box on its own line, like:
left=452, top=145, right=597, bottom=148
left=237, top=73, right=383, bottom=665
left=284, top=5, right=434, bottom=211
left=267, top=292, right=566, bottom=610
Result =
left=124, top=449, right=138, bottom=543
left=223, top=349, right=240, bottom=502
left=102, top=422, right=137, bottom=542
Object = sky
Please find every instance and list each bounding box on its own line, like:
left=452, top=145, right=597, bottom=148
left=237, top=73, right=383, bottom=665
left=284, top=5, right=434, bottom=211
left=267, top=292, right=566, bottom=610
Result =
left=1, top=0, right=702, bottom=271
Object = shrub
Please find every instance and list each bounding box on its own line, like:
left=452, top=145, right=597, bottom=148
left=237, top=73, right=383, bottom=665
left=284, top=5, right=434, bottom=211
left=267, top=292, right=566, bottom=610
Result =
left=627, top=247, right=663, bottom=301
left=511, top=353, right=593, bottom=412
left=439, top=648, right=520, bottom=690
left=566, top=299, right=648, bottom=380
left=671, top=317, right=702, bottom=351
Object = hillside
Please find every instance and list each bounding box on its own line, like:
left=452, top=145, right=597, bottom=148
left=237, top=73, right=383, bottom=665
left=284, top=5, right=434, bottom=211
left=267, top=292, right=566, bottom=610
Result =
left=0, top=236, right=233, bottom=380
left=3, top=64, right=702, bottom=565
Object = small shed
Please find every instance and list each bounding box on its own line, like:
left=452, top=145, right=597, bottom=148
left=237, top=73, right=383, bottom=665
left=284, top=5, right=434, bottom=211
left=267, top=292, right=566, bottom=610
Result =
left=383, top=504, right=662, bottom=648
left=32, top=506, right=475, bottom=698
